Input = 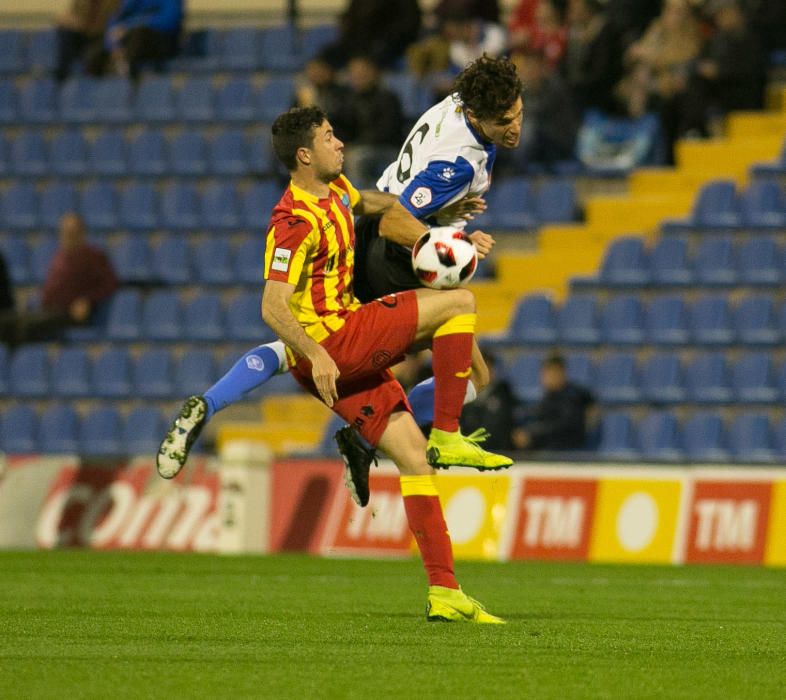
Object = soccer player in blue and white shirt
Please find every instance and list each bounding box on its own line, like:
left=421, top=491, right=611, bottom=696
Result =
left=158, top=56, right=523, bottom=485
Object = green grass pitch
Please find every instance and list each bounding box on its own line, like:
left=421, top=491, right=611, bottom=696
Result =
left=2, top=552, right=785, bottom=699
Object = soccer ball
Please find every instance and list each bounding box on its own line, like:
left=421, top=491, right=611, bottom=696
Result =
left=411, top=227, right=478, bottom=290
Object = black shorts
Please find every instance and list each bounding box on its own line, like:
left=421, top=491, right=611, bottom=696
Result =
left=353, top=216, right=421, bottom=304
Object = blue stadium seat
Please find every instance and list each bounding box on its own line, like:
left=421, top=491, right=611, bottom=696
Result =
left=505, top=294, right=556, bottom=344
left=234, top=235, right=266, bottom=284
left=536, top=179, right=577, bottom=224
left=685, top=352, right=732, bottom=404
left=169, top=129, right=208, bottom=176
left=202, top=182, right=241, bottom=230
left=193, top=237, right=233, bottom=285
left=120, top=183, right=159, bottom=230
left=143, top=290, right=182, bottom=341
left=124, top=407, right=166, bottom=455
left=595, top=352, right=640, bottom=403
left=27, top=29, right=57, bottom=72
left=221, top=27, right=262, bottom=71
left=484, top=178, right=537, bottom=230
left=175, top=350, right=216, bottom=395
left=257, top=77, right=295, bottom=122
left=598, top=412, right=639, bottom=460
left=110, top=235, right=152, bottom=283
left=557, top=294, right=600, bottom=345
left=302, top=24, right=338, bottom=60
left=80, top=181, right=118, bottom=230
left=90, top=128, right=127, bottom=176
left=51, top=129, right=88, bottom=176
left=81, top=406, right=124, bottom=456
left=248, top=134, right=272, bottom=174
left=600, top=295, right=645, bottom=345
left=59, top=77, right=98, bottom=122
left=0, top=405, right=37, bottom=454
left=599, top=236, right=649, bottom=286
left=11, top=129, right=48, bottom=176
left=153, top=234, right=192, bottom=284
left=684, top=412, right=731, bottom=462
left=693, top=179, right=741, bottom=229
left=185, top=292, right=224, bottom=341
left=738, top=237, right=782, bottom=286
left=639, top=411, right=683, bottom=462
left=733, top=352, right=777, bottom=403
left=0, top=237, right=29, bottom=285
left=565, top=352, right=593, bottom=388
left=19, top=78, right=57, bottom=123
left=640, top=352, right=685, bottom=404
left=735, top=295, right=778, bottom=345
left=695, top=236, right=737, bottom=286
left=52, top=347, right=91, bottom=398
left=227, top=291, right=272, bottom=343
left=646, top=295, right=689, bottom=345
left=691, top=295, right=735, bottom=345
left=134, top=75, right=176, bottom=122
left=0, top=80, right=17, bottom=125
left=243, top=181, right=279, bottom=228
left=740, top=179, right=786, bottom=229
left=29, top=237, right=58, bottom=283
left=96, top=77, right=132, bottom=123
left=0, top=30, right=24, bottom=73
left=209, top=129, right=248, bottom=175
left=38, top=405, right=80, bottom=454
left=161, top=183, right=200, bottom=230
left=8, top=345, right=49, bottom=398
left=177, top=77, right=215, bottom=122
left=106, top=289, right=142, bottom=341
left=507, top=354, right=544, bottom=403
left=41, top=183, right=77, bottom=229
left=128, top=128, right=167, bottom=176
left=650, top=236, right=692, bottom=285
left=170, top=28, right=221, bottom=73
left=259, top=25, right=303, bottom=72
left=92, top=348, right=133, bottom=398
left=134, top=348, right=174, bottom=399
left=217, top=77, right=257, bottom=122
left=730, top=413, right=776, bottom=463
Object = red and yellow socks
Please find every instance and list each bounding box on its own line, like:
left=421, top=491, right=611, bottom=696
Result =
left=431, top=313, right=476, bottom=432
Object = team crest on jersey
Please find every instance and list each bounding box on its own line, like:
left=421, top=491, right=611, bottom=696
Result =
left=272, top=247, right=292, bottom=272
left=341, top=193, right=350, bottom=207
left=410, top=187, right=432, bottom=208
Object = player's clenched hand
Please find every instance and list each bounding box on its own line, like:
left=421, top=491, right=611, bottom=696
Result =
left=467, top=230, right=495, bottom=260
left=441, top=195, right=486, bottom=221
left=308, top=346, right=340, bottom=407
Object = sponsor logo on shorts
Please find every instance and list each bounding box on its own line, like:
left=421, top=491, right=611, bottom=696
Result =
left=377, top=295, right=398, bottom=309
left=361, top=405, right=375, bottom=417
left=245, top=355, right=265, bottom=371
left=410, top=187, right=432, bottom=208
left=372, top=350, right=392, bottom=368
left=272, top=247, right=291, bottom=272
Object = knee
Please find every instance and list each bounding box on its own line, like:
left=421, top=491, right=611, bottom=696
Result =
left=448, top=288, right=476, bottom=315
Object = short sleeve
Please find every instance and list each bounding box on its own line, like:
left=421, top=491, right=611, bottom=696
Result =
left=264, top=217, right=315, bottom=284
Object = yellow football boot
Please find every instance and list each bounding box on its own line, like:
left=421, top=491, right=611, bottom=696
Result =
left=426, top=428, right=513, bottom=471
left=426, top=586, right=506, bottom=624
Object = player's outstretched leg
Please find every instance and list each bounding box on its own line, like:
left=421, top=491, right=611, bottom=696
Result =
left=379, top=412, right=504, bottom=623
left=157, top=341, right=287, bottom=479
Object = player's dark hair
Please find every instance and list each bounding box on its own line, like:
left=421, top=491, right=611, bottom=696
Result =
left=544, top=351, right=566, bottom=370
left=453, top=55, right=523, bottom=121
left=271, top=106, right=328, bottom=172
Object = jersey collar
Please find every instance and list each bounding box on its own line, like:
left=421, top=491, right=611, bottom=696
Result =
left=290, top=180, right=329, bottom=205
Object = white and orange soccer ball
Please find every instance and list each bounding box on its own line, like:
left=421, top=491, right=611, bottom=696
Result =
left=411, top=227, right=478, bottom=290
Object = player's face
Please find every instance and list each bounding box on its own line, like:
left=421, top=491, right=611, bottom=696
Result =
left=308, top=120, right=345, bottom=182
left=474, top=97, right=524, bottom=149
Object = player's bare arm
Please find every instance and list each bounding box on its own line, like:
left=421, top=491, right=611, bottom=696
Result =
left=261, top=280, right=340, bottom=407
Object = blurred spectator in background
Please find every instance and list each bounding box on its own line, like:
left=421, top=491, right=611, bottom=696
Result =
left=433, top=0, right=501, bottom=27
left=294, top=53, right=355, bottom=141
left=343, top=56, right=404, bottom=187
left=321, top=0, right=421, bottom=69
left=89, top=0, right=183, bottom=79
left=55, top=0, right=119, bottom=82
left=513, top=351, right=595, bottom=451
left=498, top=47, right=578, bottom=173
left=561, top=0, right=624, bottom=114
left=460, top=353, right=518, bottom=451
left=509, top=0, right=568, bottom=69
left=508, top=0, right=541, bottom=50
left=676, top=0, right=766, bottom=138
left=748, top=0, right=786, bottom=55
left=605, top=0, right=663, bottom=48
left=443, top=8, right=507, bottom=70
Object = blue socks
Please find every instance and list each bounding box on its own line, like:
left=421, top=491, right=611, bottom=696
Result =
left=203, top=342, right=285, bottom=419
left=407, top=377, right=478, bottom=428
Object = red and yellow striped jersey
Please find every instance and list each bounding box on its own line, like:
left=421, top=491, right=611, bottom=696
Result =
left=263, top=174, right=362, bottom=343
